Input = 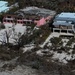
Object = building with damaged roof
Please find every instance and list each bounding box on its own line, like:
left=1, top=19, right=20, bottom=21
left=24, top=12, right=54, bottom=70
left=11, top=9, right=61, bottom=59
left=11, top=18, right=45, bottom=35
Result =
left=53, top=12, right=75, bottom=33
left=3, top=7, right=56, bottom=27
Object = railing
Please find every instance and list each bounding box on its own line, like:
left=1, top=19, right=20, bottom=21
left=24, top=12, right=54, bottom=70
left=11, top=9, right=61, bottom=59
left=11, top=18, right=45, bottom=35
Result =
left=53, top=28, right=74, bottom=33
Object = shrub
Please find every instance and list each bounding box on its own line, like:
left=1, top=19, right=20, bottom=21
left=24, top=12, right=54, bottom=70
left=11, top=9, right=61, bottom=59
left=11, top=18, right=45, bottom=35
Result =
left=50, top=37, right=62, bottom=46
left=67, top=38, right=75, bottom=46
left=0, top=23, right=5, bottom=29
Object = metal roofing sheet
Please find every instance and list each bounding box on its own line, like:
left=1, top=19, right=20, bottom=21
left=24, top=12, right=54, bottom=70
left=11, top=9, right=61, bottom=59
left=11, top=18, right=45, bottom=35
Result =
left=54, top=13, right=75, bottom=22
left=0, top=1, right=9, bottom=12
left=18, top=7, right=56, bottom=16
left=53, top=22, right=74, bottom=26
left=58, top=12, right=75, bottom=18
left=54, top=17, right=75, bottom=22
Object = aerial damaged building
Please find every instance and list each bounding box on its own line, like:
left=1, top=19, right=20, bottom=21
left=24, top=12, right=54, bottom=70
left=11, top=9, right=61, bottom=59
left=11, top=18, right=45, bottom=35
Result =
left=53, top=12, right=75, bottom=33
left=3, top=7, right=56, bottom=27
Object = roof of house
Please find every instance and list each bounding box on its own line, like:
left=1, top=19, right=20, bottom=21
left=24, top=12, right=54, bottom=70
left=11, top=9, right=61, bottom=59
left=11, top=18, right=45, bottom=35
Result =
left=54, top=12, right=75, bottom=24
left=55, top=12, right=75, bottom=21
left=15, top=6, right=56, bottom=18
left=0, top=1, right=9, bottom=12
left=58, top=12, right=75, bottom=18
left=53, top=12, right=75, bottom=26
left=53, top=21, right=74, bottom=26
left=54, top=17, right=75, bottom=22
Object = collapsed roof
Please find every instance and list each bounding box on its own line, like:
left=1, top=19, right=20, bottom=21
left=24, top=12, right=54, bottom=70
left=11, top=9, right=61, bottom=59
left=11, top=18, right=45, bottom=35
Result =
left=15, top=6, right=56, bottom=18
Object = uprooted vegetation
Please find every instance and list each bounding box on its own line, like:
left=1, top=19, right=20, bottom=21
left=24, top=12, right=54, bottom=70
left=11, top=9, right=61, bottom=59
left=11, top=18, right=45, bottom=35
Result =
left=0, top=36, right=75, bottom=75
left=0, top=23, right=75, bottom=74
left=17, top=47, right=75, bottom=75
left=0, top=45, right=23, bottom=61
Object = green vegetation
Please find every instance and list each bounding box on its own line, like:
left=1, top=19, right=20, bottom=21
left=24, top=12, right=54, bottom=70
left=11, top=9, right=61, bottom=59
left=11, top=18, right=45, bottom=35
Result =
left=4, top=0, right=16, bottom=5
left=4, top=0, right=75, bottom=12
left=6, top=6, right=19, bottom=14
left=39, top=26, right=51, bottom=43
left=50, top=37, right=62, bottom=46
left=67, top=38, right=75, bottom=46
left=0, top=45, right=22, bottom=60
left=18, top=0, right=75, bottom=13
